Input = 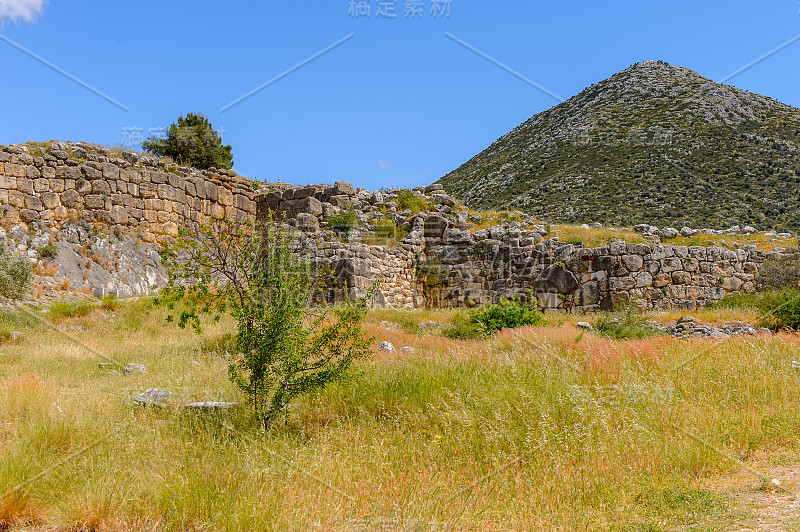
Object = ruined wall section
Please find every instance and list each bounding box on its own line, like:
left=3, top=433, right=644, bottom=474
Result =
left=420, top=214, right=770, bottom=312
left=0, top=142, right=257, bottom=240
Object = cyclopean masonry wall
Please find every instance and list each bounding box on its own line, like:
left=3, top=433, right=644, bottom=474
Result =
left=0, top=142, right=775, bottom=310
left=259, top=184, right=775, bottom=312
left=0, top=142, right=257, bottom=241
left=416, top=214, right=768, bottom=311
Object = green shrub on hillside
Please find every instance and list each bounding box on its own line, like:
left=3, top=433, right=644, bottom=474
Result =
left=0, top=246, right=33, bottom=300
left=395, top=190, right=430, bottom=214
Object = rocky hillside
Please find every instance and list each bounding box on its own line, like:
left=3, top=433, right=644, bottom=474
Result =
left=438, top=61, right=800, bottom=231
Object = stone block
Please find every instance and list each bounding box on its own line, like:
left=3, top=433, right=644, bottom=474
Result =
left=41, top=192, right=59, bottom=210
left=102, top=162, right=119, bottom=179
left=16, top=177, right=33, bottom=194
left=328, top=195, right=352, bottom=208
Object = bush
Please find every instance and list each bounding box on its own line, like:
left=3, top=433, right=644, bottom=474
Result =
left=441, top=298, right=544, bottom=340
left=141, top=113, right=233, bottom=170
left=100, top=294, right=118, bottom=311
left=769, top=288, right=800, bottom=330
left=161, top=215, right=375, bottom=427
left=395, top=190, right=430, bottom=214
left=39, top=244, right=59, bottom=259
left=716, top=288, right=800, bottom=331
left=472, top=297, right=544, bottom=333
left=326, top=208, right=359, bottom=238
left=0, top=246, right=33, bottom=300
left=595, top=305, right=658, bottom=340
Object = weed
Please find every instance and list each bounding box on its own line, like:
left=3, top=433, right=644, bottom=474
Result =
left=595, top=305, right=659, bottom=340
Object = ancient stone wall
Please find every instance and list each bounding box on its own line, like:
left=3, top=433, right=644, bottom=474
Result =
left=0, top=142, right=257, bottom=241
left=419, top=215, right=769, bottom=311
left=0, top=143, right=775, bottom=311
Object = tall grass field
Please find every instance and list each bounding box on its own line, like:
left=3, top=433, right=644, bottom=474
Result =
left=1, top=299, right=799, bottom=531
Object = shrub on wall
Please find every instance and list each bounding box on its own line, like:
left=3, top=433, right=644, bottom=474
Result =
left=326, top=208, right=359, bottom=238
left=142, top=113, right=233, bottom=170
left=395, top=190, right=430, bottom=214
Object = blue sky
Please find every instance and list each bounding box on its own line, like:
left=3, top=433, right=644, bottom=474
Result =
left=0, top=1, right=798, bottom=190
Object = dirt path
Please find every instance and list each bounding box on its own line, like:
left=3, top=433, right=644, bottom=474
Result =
left=728, top=465, right=800, bottom=531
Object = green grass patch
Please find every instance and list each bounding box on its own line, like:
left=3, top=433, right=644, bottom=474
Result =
left=595, top=306, right=660, bottom=340
left=47, top=299, right=93, bottom=319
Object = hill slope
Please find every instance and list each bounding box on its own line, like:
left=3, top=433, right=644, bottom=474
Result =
left=438, top=61, right=800, bottom=231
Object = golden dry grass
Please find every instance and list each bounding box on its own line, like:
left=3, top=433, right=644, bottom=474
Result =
left=1, top=300, right=799, bottom=530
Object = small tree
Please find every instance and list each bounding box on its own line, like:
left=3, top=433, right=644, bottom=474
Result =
left=0, top=246, right=33, bottom=300
left=142, top=113, right=233, bottom=170
left=161, top=214, right=375, bottom=427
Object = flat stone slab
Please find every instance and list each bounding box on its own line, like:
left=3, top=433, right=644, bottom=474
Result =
left=123, top=363, right=148, bottom=375
left=134, top=389, right=174, bottom=407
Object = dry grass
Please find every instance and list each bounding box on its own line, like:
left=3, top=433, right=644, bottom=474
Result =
left=662, top=232, right=798, bottom=252
left=0, top=300, right=799, bottom=530
left=549, top=224, right=645, bottom=247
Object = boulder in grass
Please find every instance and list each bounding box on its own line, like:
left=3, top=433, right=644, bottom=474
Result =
left=378, top=341, right=395, bottom=353
left=134, top=389, right=174, bottom=408
left=123, top=363, right=148, bottom=375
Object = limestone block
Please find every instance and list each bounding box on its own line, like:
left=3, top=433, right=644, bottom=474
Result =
left=24, top=195, right=43, bottom=211
left=16, top=177, right=34, bottom=195
left=102, top=162, right=119, bottom=179
left=84, top=195, right=105, bottom=210
left=60, top=189, right=81, bottom=209
left=41, top=192, right=59, bottom=210
left=217, top=187, right=233, bottom=206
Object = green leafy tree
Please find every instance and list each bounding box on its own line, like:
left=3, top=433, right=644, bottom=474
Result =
left=142, top=113, right=233, bottom=170
left=160, top=214, right=375, bottom=427
left=0, top=246, right=33, bottom=300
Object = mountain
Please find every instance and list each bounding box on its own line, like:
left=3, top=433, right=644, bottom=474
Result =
left=438, top=61, right=800, bottom=231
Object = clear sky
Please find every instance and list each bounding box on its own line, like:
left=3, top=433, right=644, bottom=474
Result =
left=0, top=1, right=798, bottom=190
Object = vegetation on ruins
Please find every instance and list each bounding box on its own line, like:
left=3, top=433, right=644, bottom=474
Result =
left=159, top=214, right=375, bottom=426
left=326, top=207, right=359, bottom=239
left=142, top=113, right=233, bottom=170
left=395, top=189, right=431, bottom=214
